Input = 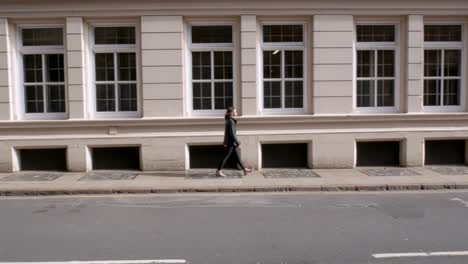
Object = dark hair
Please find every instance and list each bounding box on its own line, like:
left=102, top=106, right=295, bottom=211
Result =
left=224, top=107, right=235, bottom=120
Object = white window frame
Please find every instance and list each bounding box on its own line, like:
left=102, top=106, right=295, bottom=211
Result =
left=353, top=21, right=400, bottom=113
left=16, top=24, right=68, bottom=120
left=87, top=22, right=141, bottom=119
left=423, top=21, right=466, bottom=113
left=185, top=20, right=238, bottom=116
left=258, top=21, right=308, bottom=115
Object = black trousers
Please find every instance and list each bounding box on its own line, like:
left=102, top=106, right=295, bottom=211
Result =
left=217, top=146, right=246, bottom=170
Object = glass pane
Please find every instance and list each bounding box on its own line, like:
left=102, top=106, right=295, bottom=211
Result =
left=94, top=27, right=136, bottom=45
left=192, top=82, right=212, bottom=110
left=285, top=51, right=303, bottom=78
left=356, top=80, right=374, bottom=107
left=119, top=84, right=137, bottom=111
left=118, top=53, right=136, bottom=81
left=263, top=81, right=281, bottom=108
left=377, top=80, right=394, bottom=107
left=25, top=85, right=44, bottom=113
left=263, top=50, right=281, bottom=79
left=96, top=84, right=116, bottom=112
left=46, top=54, right=64, bottom=82
left=214, top=82, right=233, bottom=109
left=263, top=25, right=303, bottom=42
left=357, top=25, right=395, bottom=42
left=424, top=50, right=441, bottom=77
left=95, top=53, right=115, bottom=81
left=214, top=51, right=233, bottom=80
left=192, top=52, right=211, bottom=80
left=377, top=50, right=394, bottom=77
left=423, top=79, right=441, bottom=106
left=46, top=85, right=65, bottom=113
left=424, top=25, right=462, bottom=42
left=357, top=50, right=375, bottom=78
left=444, top=50, right=461, bottom=77
left=22, top=28, right=63, bottom=46
left=23, top=54, right=43, bottom=83
left=191, top=26, right=232, bottom=43
left=443, top=79, right=460, bottom=106
left=285, top=81, right=303, bottom=108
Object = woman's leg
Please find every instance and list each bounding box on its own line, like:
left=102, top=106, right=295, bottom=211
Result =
left=217, top=146, right=234, bottom=171
left=232, top=146, right=246, bottom=170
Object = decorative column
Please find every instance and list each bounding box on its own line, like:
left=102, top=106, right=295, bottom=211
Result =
left=407, top=15, right=424, bottom=113
left=240, top=15, right=258, bottom=116
left=0, top=18, right=12, bottom=120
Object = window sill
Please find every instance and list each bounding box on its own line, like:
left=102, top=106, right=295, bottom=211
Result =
left=423, top=106, right=464, bottom=113
left=20, top=113, right=68, bottom=120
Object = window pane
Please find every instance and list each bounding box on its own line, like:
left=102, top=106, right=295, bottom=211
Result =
left=444, top=79, right=460, bottom=106
left=96, top=84, right=116, bottom=112
left=263, top=25, right=303, bottom=42
left=25, top=85, right=44, bottom=113
left=191, top=26, right=232, bottom=43
left=118, top=53, right=136, bottom=81
left=424, top=50, right=441, bottom=77
left=377, top=50, right=394, bottom=77
left=192, top=52, right=211, bottom=80
left=46, top=85, right=65, bottom=113
left=193, top=82, right=212, bottom=110
left=22, top=28, right=63, bottom=46
left=119, top=84, right=137, bottom=111
left=357, top=25, right=395, bottom=42
left=95, top=53, right=115, bottom=81
left=94, top=27, right=135, bottom=45
left=377, top=80, right=394, bottom=107
left=356, top=80, right=374, bottom=107
left=285, top=51, right=303, bottom=78
left=214, top=82, right=233, bottom=110
left=263, top=81, right=281, bottom=108
left=424, top=79, right=441, bottom=106
left=444, top=50, right=461, bottom=77
left=46, top=54, right=64, bottom=82
left=285, top=81, right=303, bottom=108
left=424, top=25, right=462, bottom=42
left=23, top=54, right=43, bottom=83
left=357, top=50, right=374, bottom=78
left=263, top=50, right=281, bottom=79
left=214, top=51, right=233, bottom=80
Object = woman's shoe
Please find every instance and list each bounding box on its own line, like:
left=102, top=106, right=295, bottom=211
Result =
left=243, top=168, right=252, bottom=176
left=216, top=170, right=227, bottom=177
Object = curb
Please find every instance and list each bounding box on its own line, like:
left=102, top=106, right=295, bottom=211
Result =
left=0, top=183, right=466, bottom=196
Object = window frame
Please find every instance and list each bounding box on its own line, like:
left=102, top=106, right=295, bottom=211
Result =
left=87, top=21, right=141, bottom=119
left=423, top=21, right=466, bottom=112
left=258, top=20, right=308, bottom=115
left=16, top=24, right=68, bottom=120
left=185, top=20, right=238, bottom=116
left=353, top=21, right=400, bottom=113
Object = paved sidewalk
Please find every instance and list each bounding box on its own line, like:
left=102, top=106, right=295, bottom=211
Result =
left=0, top=167, right=468, bottom=195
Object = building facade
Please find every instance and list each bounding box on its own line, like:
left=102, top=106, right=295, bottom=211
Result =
left=0, top=0, right=467, bottom=172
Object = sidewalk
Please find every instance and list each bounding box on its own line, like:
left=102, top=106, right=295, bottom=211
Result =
left=0, top=167, right=468, bottom=196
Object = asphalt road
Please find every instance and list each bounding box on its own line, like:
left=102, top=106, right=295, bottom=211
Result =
left=1, top=191, right=468, bottom=264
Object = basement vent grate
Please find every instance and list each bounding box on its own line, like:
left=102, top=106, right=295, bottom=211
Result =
left=1, top=171, right=63, bottom=181
left=79, top=171, right=138, bottom=181
left=262, top=169, right=320, bottom=178
left=360, top=168, right=420, bottom=177
left=429, top=166, right=468, bottom=176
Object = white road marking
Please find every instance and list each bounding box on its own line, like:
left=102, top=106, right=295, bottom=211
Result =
left=450, top=197, right=468, bottom=207
left=0, top=260, right=187, bottom=264
left=373, top=251, right=468, bottom=259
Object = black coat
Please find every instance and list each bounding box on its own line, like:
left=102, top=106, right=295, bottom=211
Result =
left=223, top=118, right=240, bottom=147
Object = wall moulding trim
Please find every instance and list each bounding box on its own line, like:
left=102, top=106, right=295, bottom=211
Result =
left=4, top=8, right=468, bottom=17
left=1, top=113, right=468, bottom=129
left=1, top=127, right=468, bottom=141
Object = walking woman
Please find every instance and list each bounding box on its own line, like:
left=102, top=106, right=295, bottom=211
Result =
left=216, top=107, right=252, bottom=177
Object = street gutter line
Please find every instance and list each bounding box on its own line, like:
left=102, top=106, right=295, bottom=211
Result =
left=0, top=260, right=187, bottom=264
left=373, top=251, right=468, bottom=258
